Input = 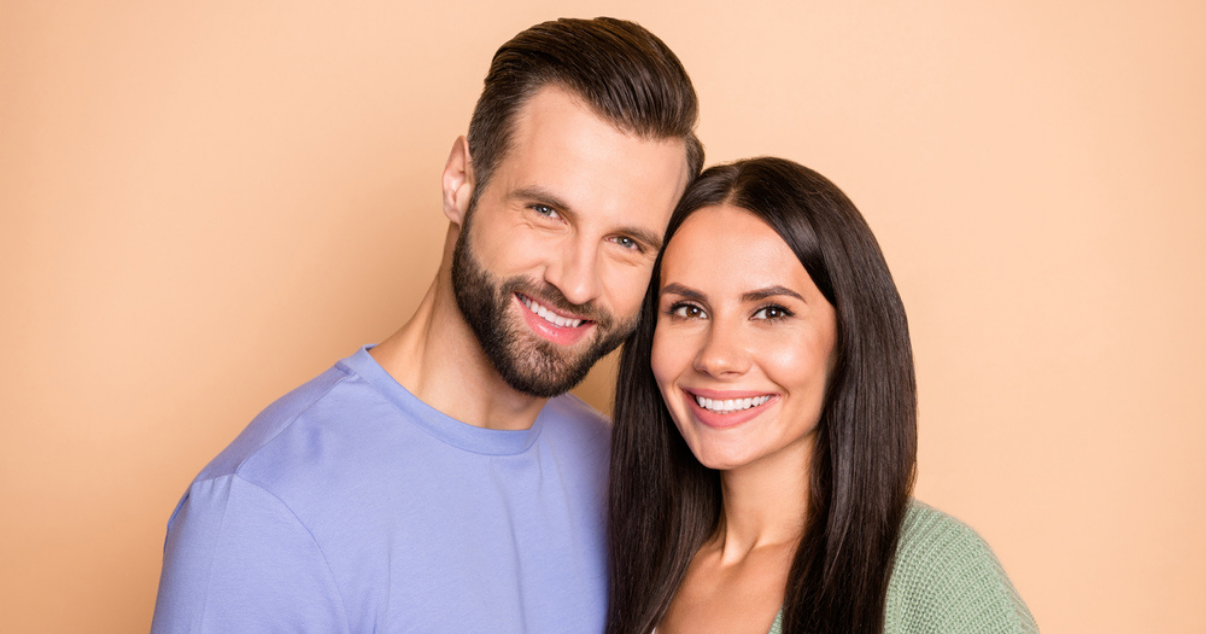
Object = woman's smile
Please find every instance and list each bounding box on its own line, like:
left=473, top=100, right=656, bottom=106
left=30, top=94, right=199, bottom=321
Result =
left=683, top=388, right=780, bottom=428
left=651, top=204, right=838, bottom=472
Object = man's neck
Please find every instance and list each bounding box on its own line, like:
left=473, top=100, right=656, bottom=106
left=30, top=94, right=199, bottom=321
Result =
left=369, top=268, right=548, bottom=431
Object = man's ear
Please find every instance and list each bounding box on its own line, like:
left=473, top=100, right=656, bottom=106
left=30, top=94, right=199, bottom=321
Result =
left=442, top=136, right=475, bottom=226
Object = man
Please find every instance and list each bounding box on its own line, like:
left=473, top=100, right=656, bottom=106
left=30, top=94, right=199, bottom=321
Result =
left=150, top=17, right=702, bottom=634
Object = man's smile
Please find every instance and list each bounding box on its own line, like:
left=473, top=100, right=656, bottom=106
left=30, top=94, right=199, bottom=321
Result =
left=517, top=292, right=589, bottom=328
left=515, top=292, right=594, bottom=345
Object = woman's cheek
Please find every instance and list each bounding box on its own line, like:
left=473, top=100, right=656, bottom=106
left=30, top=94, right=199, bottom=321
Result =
left=650, top=325, right=677, bottom=393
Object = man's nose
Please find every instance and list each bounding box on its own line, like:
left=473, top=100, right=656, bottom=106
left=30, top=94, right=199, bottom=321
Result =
left=544, top=239, right=603, bottom=307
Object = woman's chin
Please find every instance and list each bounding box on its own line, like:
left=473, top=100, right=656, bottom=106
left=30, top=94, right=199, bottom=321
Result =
left=690, top=445, right=758, bottom=472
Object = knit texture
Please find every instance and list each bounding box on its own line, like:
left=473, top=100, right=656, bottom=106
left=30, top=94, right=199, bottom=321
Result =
left=767, top=501, right=1037, bottom=633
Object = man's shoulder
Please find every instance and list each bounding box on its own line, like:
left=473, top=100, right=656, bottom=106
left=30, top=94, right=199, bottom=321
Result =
left=193, top=360, right=366, bottom=483
left=166, top=352, right=417, bottom=526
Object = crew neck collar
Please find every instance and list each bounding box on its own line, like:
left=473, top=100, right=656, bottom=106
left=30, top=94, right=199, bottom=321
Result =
left=340, top=345, right=545, bottom=456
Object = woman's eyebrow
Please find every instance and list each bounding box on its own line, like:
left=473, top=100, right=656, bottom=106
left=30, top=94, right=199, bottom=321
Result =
left=741, top=285, right=805, bottom=303
left=659, top=283, right=705, bottom=301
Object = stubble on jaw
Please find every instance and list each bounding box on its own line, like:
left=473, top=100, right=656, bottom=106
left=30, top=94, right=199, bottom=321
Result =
left=450, top=223, right=636, bottom=398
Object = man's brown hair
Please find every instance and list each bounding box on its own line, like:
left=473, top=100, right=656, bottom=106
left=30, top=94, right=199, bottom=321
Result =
left=467, top=17, right=704, bottom=203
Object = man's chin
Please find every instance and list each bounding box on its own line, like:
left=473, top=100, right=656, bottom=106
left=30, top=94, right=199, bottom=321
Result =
left=495, top=360, right=593, bottom=399
left=491, top=331, right=603, bottom=397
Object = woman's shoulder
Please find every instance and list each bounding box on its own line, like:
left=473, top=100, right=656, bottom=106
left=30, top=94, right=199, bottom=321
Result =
left=885, top=500, right=1039, bottom=634
left=895, top=500, right=994, bottom=560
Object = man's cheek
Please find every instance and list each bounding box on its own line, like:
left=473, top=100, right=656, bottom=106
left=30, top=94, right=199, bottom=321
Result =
left=611, top=272, right=653, bottom=322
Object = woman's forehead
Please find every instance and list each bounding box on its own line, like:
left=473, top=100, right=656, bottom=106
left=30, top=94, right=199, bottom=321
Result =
left=660, top=205, right=814, bottom=296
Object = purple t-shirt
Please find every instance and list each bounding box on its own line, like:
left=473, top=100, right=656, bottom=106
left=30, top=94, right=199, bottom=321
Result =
left=151, top=346, right=611, bottom=633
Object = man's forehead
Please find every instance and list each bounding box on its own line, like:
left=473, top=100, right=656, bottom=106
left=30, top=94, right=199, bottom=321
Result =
left=507, top=87, right=640, bottom=155
left=491, top=87, right=689, bottom=227
left=510, top=84, right=630, bottom=141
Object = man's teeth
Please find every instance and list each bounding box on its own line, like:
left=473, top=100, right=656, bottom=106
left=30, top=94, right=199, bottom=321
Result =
left=520, top=295, right=583, bottom=328
left=694, top=395, right=772, bottom=413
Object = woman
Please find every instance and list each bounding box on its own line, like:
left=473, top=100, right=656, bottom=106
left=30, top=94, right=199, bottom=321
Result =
left=607, top=157, right=1037, bottom=634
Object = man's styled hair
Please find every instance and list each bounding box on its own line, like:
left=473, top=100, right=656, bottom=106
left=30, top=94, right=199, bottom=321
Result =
left=467, top=17, right=704, bottom=203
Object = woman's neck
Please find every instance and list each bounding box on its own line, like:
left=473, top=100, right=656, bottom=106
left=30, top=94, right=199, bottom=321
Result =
left=655, top=439, right=815, bottom=634
left=712, top=436, right=813, bottom=563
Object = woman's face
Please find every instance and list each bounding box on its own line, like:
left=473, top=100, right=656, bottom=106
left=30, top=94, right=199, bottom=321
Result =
left=652, top=205, right=838, bottom=472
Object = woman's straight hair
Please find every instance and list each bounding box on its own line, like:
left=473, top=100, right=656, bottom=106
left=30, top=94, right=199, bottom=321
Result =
left=606, top=157, right=918, bottom=634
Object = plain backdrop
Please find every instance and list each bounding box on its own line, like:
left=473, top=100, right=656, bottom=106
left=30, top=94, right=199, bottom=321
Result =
left=2, top=1, right=1204, bottom=632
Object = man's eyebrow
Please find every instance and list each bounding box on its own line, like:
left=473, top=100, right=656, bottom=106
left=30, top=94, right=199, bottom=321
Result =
left=660, top=283, right=705, bottom=301
left=510, top=186, right=663, bottom=251
left=619, top=225, right=664, bottom=251
left=741, top=285, right=805, bottom=303
left=510, top=187, right=575, bottom=217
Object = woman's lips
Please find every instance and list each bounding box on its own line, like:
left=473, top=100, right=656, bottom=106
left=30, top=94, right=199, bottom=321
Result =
left=683, top=388, right=779, bottom=429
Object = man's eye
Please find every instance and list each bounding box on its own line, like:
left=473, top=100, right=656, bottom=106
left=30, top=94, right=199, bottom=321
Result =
left=532, top=204, right=560, bottom=219
left=614, top=236, right=641, bottom=251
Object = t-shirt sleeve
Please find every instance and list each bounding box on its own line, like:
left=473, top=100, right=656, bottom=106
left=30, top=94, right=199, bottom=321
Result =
left=887, top=505, right=1039, bottom=634
left=150, top=474, right=351, bottom=634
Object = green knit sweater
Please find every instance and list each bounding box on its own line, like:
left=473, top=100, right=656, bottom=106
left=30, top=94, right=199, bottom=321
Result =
left=768, top=501, right=1038, bottom=634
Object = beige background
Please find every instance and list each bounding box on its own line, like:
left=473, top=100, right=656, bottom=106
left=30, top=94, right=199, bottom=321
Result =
left=3, top=1, right=1204, bottom=632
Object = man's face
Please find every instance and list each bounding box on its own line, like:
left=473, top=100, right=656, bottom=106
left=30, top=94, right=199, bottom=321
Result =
left=452, top=86, right=691, bottom=397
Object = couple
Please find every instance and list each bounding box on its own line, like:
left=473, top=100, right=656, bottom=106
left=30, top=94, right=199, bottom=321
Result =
left=151, top=17, right=1036, bottom=634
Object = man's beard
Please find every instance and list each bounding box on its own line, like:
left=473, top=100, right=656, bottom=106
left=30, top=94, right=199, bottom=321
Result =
left=451, top=225, right=637, bottom=398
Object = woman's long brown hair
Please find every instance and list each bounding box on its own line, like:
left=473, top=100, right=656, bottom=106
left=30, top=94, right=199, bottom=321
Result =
left=606, top=157, right=917, bottom=634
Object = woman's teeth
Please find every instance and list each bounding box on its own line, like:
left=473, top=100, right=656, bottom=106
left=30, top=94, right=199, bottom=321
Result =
left=520, top=295, right=583, bottom=328
left=694, top=395, right=771, bottom=413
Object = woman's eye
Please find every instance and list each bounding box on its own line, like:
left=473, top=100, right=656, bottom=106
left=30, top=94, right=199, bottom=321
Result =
left=669, top=303, right=707, bottom=319
left=753, top=305, right=792, bottom=320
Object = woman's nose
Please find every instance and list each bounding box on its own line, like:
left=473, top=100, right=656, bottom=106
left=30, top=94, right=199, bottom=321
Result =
left=693, top=320, right=751, bottom=377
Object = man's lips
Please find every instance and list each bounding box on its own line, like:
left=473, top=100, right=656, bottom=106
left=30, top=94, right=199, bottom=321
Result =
left=515, top=293, right=594, bottom=345
left=516, top=293, right=590, bottom=327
